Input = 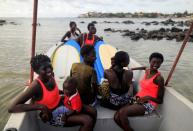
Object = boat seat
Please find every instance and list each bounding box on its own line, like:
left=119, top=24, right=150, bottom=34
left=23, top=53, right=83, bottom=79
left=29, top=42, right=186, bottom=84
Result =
left=37, top=104, right=162, bottom=131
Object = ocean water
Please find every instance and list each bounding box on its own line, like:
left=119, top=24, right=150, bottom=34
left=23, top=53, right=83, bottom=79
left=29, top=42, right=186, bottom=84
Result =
left=0, top=17, right=193, bottom=130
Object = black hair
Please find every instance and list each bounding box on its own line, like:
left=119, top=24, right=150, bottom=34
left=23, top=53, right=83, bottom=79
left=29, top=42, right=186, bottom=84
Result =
left=80, top=45, right=95, bottom=57
left=114, top=51, right=129, bottom=66
left=149, top=52, right=164, bottom=63
left=69, top=21, right=76, bottom=27
left=30, top=54, right=51, bottom=74
left=87, top=23, right=95, bottom=30
left=63, top=76, right=77, bottom=92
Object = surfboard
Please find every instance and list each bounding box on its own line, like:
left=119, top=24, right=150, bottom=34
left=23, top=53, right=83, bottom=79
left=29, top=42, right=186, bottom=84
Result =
left=94, top=41, right=105, bottom=83
left=65, top=39, right=83, bottom=61
left=52, top=45, right=80, bottom=89
left=46, top=42, right=63, bottom=58
left=99, top=44, right=117, bottom=70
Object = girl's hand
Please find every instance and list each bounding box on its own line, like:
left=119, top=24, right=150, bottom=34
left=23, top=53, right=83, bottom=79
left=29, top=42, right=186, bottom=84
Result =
left=38, top=105, right=52, bottom=120
left=138, top=96, right=151, bottom=104
left=61, top=113, right=67, bottom=124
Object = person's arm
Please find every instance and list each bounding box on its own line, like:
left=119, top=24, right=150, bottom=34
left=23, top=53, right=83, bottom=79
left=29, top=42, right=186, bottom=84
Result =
left=8, top=81, right=50, bottom=113
left=127, top=70, right=134, bottom=96
left=61, top=31, right=71, bottom=42
left=76, top=34, right=83, bottom=47
left=91, top=69, right=99, bottom=96
left=131, top=66, right=146, bottom=70
left=139, top=75, right=165, bottom=104
left=76, top=27, right=81, bottom=34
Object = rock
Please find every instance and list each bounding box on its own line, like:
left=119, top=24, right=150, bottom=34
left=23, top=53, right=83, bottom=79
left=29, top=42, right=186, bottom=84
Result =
left=0, top=20, right=6, bottom=23
left=159, top=28, right=166, bottom=32
left=9, top=22, right=17, bottom=25
left=161, top=19, right=175, bottom=26
left=80, top=21, right=85, bottom=23
left=171, top=27, right=183, bottom=32
left=104, top=28, right=113, bottom=32
left=0, top=20, right=6, bottom=25
left=92, top=21, right=97, bottom=24
left=103, top=21, right=119, bottom=23
left=176, top=21, right=184, bottom=27
left=140, top=28, right=147, bottom=34
left=184, top=20, right=192, bottom=27
left=122, top=20, right=134, bottom=24
left=145, top=23, right=151, bottom=26
left=122, top=31, right=135, bottom=36
left=131, top=33, right=142, bottom=40
left=151, top=21, right=159, bottom=25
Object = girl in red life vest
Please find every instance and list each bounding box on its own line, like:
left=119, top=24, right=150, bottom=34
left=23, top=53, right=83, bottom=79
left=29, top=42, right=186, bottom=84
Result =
left=8, top=54, right=95, bottom=130
left=114, top=52, right=165, bottom=131
left=76, top=23, right=102, bottom=47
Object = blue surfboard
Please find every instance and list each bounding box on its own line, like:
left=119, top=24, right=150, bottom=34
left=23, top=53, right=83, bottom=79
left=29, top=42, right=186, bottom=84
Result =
left=94, top=41, right=105, bottom=83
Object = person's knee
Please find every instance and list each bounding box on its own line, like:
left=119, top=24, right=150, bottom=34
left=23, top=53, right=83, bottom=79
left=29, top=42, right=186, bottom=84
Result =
left=92, top=107, right=97, bottom=118
left=114, top=112, right=119, bottom=122
left=82, top=115, right=94, bottom=127
left=118, top=108, right=128, bottom=119
left=88, top=106, right=97, bottom=119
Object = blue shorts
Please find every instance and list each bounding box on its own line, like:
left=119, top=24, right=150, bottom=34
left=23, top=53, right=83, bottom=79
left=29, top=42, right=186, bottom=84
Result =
left=109, top=92, right=132, bottom=106
left=143, top=103, right=155, bottom=115
left=49, top=106, right=70, bottom=126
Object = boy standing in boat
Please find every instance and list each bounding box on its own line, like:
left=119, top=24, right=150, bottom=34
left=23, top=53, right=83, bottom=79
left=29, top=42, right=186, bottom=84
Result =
left=70, top=45, right=98, bottom=125
left=61, top=21, right=81, bottom=42
left=100, top=51, right=133, bottom=109
left=114, top=52, right=165, bottom=131
left=76, top=23, right=101, bottom=47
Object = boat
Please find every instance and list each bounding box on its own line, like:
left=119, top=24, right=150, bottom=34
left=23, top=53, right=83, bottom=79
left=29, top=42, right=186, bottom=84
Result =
left=3, top=0, right=193, bottom=130
left=3, top=39, right=193, bottom=131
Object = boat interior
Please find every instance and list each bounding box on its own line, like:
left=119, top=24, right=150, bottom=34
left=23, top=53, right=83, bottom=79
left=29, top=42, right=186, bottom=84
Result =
left=4, top=58, right=193, bottom=131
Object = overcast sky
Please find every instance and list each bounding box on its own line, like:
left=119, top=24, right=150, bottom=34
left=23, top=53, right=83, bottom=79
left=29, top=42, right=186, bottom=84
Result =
left=1, top=0, right=193, bottom=17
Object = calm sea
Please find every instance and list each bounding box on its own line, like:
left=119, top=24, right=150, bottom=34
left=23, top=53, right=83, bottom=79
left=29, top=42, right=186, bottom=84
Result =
left=0, top=17, right=193, bottom=130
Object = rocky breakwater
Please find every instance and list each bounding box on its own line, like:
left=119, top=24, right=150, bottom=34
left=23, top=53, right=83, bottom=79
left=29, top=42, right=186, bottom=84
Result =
left=104, top=27, right=193, bottom=42
left=142, top=19, right=192, bottom=27
left=0, top=19, right=18, bottom=26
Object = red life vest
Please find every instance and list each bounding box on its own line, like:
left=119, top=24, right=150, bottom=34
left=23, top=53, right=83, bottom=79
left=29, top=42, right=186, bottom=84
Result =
left=63, top=91, right=82, bottom=112
left=136, top=70, right=160, bottom=107
left=36, top=78, right=61, bottom=110
left=82, top=33, right=95, bottom=47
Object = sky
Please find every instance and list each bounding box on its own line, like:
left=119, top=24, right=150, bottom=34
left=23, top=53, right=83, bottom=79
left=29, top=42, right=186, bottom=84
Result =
left=1, top=0, right=193, bottom=17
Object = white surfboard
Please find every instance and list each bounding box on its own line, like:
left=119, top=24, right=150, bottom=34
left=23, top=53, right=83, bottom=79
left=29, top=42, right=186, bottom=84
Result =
left=99, top=44, right=117, bottom=70
left=46, top=42, right=63, bottom=59
left=52, top=45, right=80, bottom=89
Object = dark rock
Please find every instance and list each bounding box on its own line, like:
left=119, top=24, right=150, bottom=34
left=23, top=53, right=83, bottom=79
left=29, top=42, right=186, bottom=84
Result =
left=92, top=21, right=97, bottom=24
left=104, top=28, right=113, bottom=31
left=184, top=20, right=192, bottom=27
left=171, top=27, right=183, bottom=32
left=161, top=19, right=175, bottom=26
left=80, top=21, right=85, bottom=23
left=0, top=20, right=6, bottom=25
left=140, top=28, right=147, bottom=34
left=9, top=22, right=17, bottom=25
left=122, top=31, right=135, bottom=36
left=159, top=28, right=166, bottom=32
left=176, top=21, right=184, bottom=27
left=151, top=21, right=159, bottom=25
left=145, top=23, right=151, bottom=26
left=131, top=33, right=142, bottom=40
left=0, top=20, right=6, bottom=23
left=122, top=20, right=134, bottom=24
